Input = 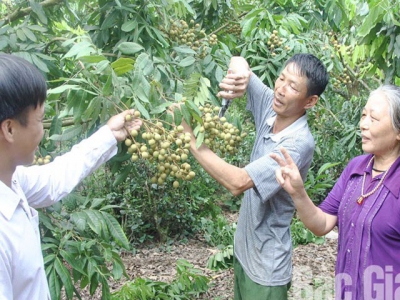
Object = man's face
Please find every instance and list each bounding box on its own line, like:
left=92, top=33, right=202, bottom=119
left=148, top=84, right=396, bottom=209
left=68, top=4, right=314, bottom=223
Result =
left=273, top=63, right=312, bottom=118
left=12, top=104, right=45, bottom=166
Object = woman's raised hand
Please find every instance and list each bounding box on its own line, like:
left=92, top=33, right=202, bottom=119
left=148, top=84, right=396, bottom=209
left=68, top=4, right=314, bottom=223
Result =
left=270, top=147, right=305, bottom=196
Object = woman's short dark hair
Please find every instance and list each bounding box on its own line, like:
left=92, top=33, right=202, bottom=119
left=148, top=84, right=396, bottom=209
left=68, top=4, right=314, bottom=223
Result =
left=0, top=54, right=47, bottom=126
left=284, top=53, right=329, bottom=97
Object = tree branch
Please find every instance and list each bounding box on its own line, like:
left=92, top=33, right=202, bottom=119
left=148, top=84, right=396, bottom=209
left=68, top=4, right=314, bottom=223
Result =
left=2, top=0, right=64, bottom=24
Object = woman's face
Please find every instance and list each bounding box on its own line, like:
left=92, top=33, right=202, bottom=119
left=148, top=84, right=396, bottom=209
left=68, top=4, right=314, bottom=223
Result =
left=360, top=91, right=400, bottom=157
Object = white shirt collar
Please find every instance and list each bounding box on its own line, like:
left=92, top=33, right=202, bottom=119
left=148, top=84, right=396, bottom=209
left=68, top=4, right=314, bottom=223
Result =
left=266, top=114, right=308, bottom=142
left=0, top=179, right=21, bottom=220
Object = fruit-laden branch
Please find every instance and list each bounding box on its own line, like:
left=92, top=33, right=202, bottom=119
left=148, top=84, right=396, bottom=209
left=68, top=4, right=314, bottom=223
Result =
left=2, top=0, right=64, bottom=24
left=43, top=117, right=91, bottom=129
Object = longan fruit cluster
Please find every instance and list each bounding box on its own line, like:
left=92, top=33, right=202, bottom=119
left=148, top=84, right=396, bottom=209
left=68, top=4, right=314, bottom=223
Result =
left=198, top=104, right=246, bottom=156
left=32, top=154, right=52, bottom=165
left=268, top=30, right=290, bottom=57
left=123, top=104, right=245, bottom=187
left=324, top=32, right=344, bottom=59
left=332, top=68, right=358, bottom=89
left=160, top=19, right=218, bottom=58
left=225, top=22, right=241, bottom=36
left=124, top=111, right=194, bottom=188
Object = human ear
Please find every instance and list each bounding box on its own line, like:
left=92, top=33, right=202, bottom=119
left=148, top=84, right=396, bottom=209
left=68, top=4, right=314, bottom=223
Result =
left=0, top=119, right=15, bottom=142
left=304, top=95, right=318, bottom=109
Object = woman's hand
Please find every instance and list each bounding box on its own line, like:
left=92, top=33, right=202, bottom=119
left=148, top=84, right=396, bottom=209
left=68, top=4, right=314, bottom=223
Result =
left=270, top=147, right=305, bottom=196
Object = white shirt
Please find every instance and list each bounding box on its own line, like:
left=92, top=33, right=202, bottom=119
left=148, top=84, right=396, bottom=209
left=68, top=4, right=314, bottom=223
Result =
left=0, top=126, right=117, bottom=299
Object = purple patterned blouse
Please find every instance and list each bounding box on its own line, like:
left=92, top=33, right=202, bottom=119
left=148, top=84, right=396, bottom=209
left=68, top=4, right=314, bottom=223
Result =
left=319, top=154, right=400, bottom=300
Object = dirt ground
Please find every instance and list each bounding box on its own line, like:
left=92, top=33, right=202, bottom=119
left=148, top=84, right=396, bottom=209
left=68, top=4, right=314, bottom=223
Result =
left=79, top=213, right=338, bottom=299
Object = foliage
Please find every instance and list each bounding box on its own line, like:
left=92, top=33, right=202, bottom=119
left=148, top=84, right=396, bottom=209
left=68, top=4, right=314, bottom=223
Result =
left=199, top=213, right=236, bottom=271
left=81, top=155, right=223, bottom=245
left=1, top=0, right=399, bottom=297
left=206, top=245, right=234, bottom=271
left=291, top=218, right=325, bottom=248
left=111, top=259, right=209, bottom=299
left=201, top=215, right=236, bottom=247
left=304, top=161, right=342, bottom=204
left=39, top=193, right=129, bottom=299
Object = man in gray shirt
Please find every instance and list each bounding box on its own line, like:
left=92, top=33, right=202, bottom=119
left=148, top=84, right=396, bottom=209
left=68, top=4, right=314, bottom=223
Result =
left=180, top=54, right=329, bottom=299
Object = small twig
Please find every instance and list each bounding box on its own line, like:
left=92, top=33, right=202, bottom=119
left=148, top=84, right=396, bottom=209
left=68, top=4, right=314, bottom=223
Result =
left=2, top=0, right=64, bottom=24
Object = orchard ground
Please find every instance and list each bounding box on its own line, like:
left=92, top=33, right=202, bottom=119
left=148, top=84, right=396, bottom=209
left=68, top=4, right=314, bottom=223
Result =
left=78, top=212, right=337, bottom=299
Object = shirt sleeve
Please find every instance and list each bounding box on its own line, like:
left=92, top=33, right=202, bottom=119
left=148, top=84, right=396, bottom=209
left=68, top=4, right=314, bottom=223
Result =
left=245, top=138, right=312, bottom=203
left=15, top=125, right=118, bottom=208
left=246, top=75, right=274, bottom=130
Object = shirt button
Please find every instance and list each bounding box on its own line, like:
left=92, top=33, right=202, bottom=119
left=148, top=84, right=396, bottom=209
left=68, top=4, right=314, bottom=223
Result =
left=347, top=249, right=351, bottom=253
left=12, top=180, right=17, bottom=184
left=351, top=223, right=354, bottom=227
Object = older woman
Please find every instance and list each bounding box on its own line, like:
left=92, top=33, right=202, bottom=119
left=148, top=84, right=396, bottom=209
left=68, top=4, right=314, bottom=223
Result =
left=270, top=84, right=400, bottom=300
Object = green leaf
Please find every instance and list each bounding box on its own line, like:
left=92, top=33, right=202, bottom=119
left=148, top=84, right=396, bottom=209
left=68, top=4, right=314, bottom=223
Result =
left=27, top=24, right=47, bottom=32
left=43, top=254, right=56, bottom=265
left=358, top=5, right=384, bottom=38
left=180, top=104, right=192, bottom=125
left=64, top=41, right=94, bottom=59
left=102, top=211, right=130, bottom=249
left=0, top=38, right=7, bottom=51
left=79, top=55, right=107, bottom=64
left=134, top=98, right=150, bottom=120
left=48, top=115, right=62, bottom=137
left=111, top=251, right=127, bottom=279
left=90, top=198, right=106, bottom=209
left=121, top=20, right=137, bottom=32
left=150, top=102, right=171, bottom=114
left=114, top=64, right=134, bottom=76
left=30, top=0, right=47, bottom=24
left=178, top=56, right=196, bottom=67
left=89, top=271, right=99, bottom=295
left=81, top=96, right=101, bottom=123
left=101, top=278, right=111, bottom=299
left=48, top=269, right=61, bottom=300
left=317, top=162, right=341, bottom=176
left=102, top=75, right=113, bottom=96
left=71, top=211, right=87, bottom=232
left=173, top=108, right=182, bottom=126
left=195, top=131, right=204, bottom=149
left=117, top=42, right=144, bottom=55
left=100, top=10, right=119, bottom=29
left=31, top=53, right=49, bottom=73
left=173, top=46, right=197, bottom=55
left=49, top=125, right=82, bottom=142
left=21, top=26, right=37, bottom=42
left=47, top=85, right=79, bottom=95
left=16, top=29, right=26, bottom=41
left=60, top=250, right=87, bottom=276
left=113, top=165, right=131, bottom=186
left=55, top=257, right=74, bottom=299
left=84, top=210, right=103, bottom=235
left=184, top=99, right=201, bottom=116
left=111, top=57, right=135, bottom=69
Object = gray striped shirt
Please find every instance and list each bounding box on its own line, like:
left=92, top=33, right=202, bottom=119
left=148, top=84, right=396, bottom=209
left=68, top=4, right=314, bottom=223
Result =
left=234, top=75, right=315, bottom=286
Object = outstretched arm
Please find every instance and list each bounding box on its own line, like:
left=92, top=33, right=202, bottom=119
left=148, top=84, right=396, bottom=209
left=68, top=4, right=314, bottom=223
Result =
left=180, top=118, right=254, bottom=196
left=270, top=147, right=337, bottom=236
left=22, top=109, right=143, bottom=208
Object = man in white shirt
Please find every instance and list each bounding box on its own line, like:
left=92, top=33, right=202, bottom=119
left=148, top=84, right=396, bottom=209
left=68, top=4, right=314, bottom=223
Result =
left=0, top=53, right=142, bottom=299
